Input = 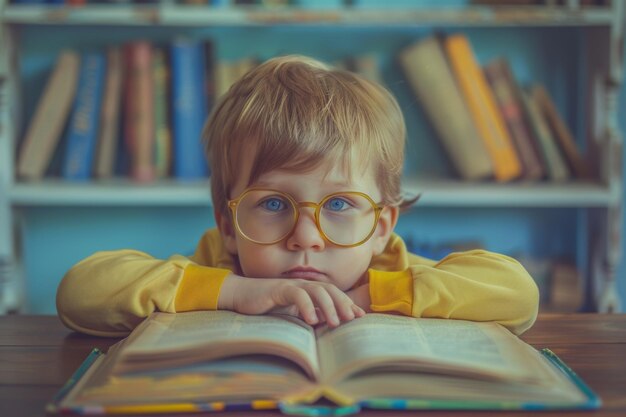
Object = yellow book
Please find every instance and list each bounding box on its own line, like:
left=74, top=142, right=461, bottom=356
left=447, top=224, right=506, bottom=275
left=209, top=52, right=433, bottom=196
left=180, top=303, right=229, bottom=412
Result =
left=445, top=34, right=522, bottom=182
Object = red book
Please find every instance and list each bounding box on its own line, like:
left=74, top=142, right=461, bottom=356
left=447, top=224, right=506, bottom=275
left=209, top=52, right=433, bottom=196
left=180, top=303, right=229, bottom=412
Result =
left=123, top=41, right=155, bottom=182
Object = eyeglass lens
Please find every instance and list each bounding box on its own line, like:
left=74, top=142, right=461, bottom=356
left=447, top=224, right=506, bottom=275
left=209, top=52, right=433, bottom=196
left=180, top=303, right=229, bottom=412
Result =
left=235, top=190, right=377, bottom=245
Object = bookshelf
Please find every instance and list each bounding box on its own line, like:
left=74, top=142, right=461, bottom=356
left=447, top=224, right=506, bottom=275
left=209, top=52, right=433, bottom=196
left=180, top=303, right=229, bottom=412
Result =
left=0, top=4, right=617, bottom=26
left=5, top=180, right=618, bottom=208
left=8, top=181, right=212, bottom=206
left=0, top=1, right=623, bottom=314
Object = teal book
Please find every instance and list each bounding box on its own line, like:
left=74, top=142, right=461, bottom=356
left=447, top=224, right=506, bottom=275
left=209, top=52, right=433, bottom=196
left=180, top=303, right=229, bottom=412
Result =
left=48, top=312, right=599, bottom=415
left=62, top=52, right=106, bottom=181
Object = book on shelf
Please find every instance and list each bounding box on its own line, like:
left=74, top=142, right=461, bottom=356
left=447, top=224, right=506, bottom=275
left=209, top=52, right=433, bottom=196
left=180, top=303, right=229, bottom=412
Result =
left=519, top=87, right=570, bottom=182
left=214, top=60, right=235, bottom=98
left=484, top=58, right=545, bottom=181
left=234, top=57, right=258, bottom=82
left=204, top=40, right=216, bottom=117
left=444, top=34, right=522, bottom=182
left=152, top=46, right=172, bottom=179
left=49, top=311, right=599, bottom=415
left=531, top=84, right=590, bottom=179
left=344, top=54, right=384, bottom=85
left=171, top=38, right=210, bottom=180
left=215, top=57, right=258, bottom=99
left=95, top=47, right=123, bottom=180
left=123, top=41, right=156, bottom=183
left=545, top=262, right=583, bottom=313
left=398, top=35, right=494, bottom=181
left=62, top=52, right=106, bottom=181
left=17, top=50, right=79, bottom=181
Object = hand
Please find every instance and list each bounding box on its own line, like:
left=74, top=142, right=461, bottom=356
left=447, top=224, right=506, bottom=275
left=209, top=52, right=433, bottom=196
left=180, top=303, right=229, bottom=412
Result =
left=218, top=274, right=366, bottom=328
left=346, top=284, right=371, bottom=313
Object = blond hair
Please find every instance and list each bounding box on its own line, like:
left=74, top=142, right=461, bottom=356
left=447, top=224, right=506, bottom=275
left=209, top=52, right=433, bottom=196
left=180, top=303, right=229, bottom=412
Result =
left=203, top=55, right=407, bottom=217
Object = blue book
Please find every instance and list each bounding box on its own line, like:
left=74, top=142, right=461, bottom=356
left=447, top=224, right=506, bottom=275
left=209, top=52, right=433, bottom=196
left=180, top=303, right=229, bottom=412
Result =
left=171, top=39, right=209, bottom=180
left=62, top=53, right=106, bottom=181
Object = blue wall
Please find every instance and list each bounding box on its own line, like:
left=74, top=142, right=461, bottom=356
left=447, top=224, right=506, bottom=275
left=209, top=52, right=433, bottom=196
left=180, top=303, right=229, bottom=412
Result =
left=14, top=23, right=624, bottom=313
left=21, top=207, right=214, bottom=313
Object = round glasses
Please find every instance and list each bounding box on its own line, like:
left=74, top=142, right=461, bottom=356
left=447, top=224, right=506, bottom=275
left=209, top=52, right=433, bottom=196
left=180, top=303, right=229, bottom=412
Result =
left=228, top=188, right=384, bottom=247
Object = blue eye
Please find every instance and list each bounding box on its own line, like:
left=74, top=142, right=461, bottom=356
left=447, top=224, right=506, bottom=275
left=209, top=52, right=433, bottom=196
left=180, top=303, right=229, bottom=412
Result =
left=325, top=197, right=348, bottom=211
left=261, top=197, right=287, bottom=212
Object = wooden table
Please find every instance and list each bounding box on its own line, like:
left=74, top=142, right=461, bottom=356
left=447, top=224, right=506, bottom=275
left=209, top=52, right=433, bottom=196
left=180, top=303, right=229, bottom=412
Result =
left=1, top=314, right=625, bottom=416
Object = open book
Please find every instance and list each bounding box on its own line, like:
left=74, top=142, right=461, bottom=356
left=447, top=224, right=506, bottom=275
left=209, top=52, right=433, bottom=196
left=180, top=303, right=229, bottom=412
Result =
left=50, top=311, right=599, bottom=415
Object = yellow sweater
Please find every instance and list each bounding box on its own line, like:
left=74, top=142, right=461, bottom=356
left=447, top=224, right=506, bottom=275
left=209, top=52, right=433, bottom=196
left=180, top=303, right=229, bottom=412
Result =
left=57, top=229, right=539, bottom=337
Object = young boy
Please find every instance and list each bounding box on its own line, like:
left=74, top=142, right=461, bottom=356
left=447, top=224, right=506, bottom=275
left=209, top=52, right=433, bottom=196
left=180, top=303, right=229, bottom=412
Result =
left=57, top=55, right=539, bottom=338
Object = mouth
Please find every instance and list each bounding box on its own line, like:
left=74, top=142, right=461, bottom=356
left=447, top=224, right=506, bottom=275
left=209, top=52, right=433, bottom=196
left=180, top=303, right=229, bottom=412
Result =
left=283, top=267, right=327, bottom=281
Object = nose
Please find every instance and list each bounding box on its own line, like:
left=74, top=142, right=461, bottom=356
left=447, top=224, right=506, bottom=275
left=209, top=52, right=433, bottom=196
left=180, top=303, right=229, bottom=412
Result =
left=286, top=209, right=326, bottom=251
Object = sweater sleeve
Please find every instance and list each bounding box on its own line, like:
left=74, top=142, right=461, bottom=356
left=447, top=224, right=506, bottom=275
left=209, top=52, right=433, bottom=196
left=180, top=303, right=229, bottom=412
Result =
left=56, top=230, right=233, bottom=337
left=368, top=250, right=539, bottom=335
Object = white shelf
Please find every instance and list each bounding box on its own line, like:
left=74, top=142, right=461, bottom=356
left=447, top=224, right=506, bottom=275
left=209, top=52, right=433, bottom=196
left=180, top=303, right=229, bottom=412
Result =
left=406, top=179, right=618, bottom=208
left=1, top=5, right=160, bottom=26
left=9, top=180, right=212, bottom=206
left=8, top=179, right=617, bottom=208
left=1, top=5, right=614, bottom=27
left=160, top=5, right=615, bottom=27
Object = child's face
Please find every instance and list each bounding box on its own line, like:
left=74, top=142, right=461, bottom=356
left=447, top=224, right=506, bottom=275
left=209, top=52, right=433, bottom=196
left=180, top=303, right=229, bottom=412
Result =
left=218, top=156, right=398, bottom=291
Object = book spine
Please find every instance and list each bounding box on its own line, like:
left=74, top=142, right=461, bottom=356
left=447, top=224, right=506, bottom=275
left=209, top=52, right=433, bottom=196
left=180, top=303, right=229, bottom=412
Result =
left=532, top=85, right=589, bottom=179
left=204, top=40, right=216, bottom=115
left=18, top=51, right=80, bottom=180
left=153, top=47, right=172, bottom=179
left=444, top=34, right=522, bottom=182
left=398, top=36, right=493, bottom=181
left=124, top=41, right=156, bottom=183
left=171, top=39, right=209, bottom=180
left=95, top=47, right=123, bottom=179
left=62, top=53, right=106, bottom=181
left=484, top=59, right=544, bottom=181
left=499, top=60, right=550, bottom=180
left=354, top=54, right=383, bottom=85
left=520, top=89, right=570, bottom=182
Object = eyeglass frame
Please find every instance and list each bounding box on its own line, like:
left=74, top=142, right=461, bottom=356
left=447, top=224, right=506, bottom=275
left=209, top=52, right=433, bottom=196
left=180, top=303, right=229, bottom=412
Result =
left=227, top=188, right=385, bottom=248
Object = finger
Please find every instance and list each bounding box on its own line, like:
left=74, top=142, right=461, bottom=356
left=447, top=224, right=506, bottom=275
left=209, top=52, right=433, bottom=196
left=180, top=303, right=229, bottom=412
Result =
left=285, top=287, right=318, bottom=325
left=314, top=307, right=327, bottom=325
left=352, top=304, right=366, bottom=318
left=305, top=285, right=341, bottom=327
left=322, top=284, right=357, bottom=322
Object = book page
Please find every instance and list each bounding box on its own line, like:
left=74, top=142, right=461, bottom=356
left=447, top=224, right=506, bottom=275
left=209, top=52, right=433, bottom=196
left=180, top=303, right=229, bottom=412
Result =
left=316, top=314, right=544, bottom=384
left=119, top=311, right=319, bottom=380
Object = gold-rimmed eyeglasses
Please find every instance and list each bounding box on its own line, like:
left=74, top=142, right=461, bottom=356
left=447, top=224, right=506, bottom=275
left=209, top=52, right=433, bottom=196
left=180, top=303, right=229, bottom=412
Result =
left=228, top=188, right=384, bottom=247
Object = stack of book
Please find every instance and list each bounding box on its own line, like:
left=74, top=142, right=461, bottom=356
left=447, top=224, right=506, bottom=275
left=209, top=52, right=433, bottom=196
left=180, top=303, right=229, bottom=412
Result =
left=15, top=47, right=386, bottom=183
left=16, top=40, right=227, bottom=182
left=399, top=33, right=589, bottom=183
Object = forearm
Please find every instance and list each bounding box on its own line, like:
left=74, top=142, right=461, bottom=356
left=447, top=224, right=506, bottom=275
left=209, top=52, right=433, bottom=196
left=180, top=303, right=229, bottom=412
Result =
left=57, top=250, right=195, bottom=336
left=216, top=273, right=237, bottom=310
left=368, top=250, right=539, bottom=335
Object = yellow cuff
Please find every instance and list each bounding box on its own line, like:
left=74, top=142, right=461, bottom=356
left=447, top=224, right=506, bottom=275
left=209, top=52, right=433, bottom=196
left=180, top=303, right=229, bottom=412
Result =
left=368, top=269, right=413, bottom=316
left=175, top=264, right=230, bottom=311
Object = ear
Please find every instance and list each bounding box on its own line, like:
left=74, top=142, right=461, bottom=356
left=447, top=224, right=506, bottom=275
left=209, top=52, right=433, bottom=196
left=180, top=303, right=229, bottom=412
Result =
left=372, top=206, right=399, bottom=256
left=215, top=210, right=239, bottom=256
